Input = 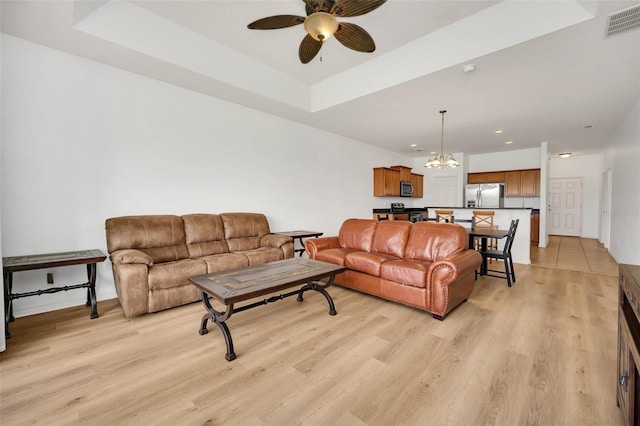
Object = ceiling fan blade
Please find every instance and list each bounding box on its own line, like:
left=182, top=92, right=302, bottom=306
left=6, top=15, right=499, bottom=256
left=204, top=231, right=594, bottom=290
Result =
left=299, top=34, right=322, bottom=64
left=330, top=0, right=387, bottom=17
left=247, top=15, right=305, bottom=30
left=302, top=0, right=321, bottom=15
left=334, top=22, right=375, bottom=52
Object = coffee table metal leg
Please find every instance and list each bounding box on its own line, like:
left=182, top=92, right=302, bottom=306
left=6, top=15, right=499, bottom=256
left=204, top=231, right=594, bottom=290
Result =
left=199, top=292, right=236, bottom=361
left=297, top=274, right=337, bottom=315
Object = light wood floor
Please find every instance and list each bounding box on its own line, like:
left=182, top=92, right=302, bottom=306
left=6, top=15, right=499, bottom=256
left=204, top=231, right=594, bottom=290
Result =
left=1, top=240, right=622, bottom=425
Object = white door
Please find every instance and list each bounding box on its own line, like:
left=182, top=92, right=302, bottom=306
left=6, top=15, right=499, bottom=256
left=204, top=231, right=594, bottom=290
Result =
left=548, top=178, right=582, bottom=236
left=432, top=176, right=457, bottom=207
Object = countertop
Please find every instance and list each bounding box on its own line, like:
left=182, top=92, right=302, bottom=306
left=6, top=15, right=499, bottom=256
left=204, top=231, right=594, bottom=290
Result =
left=373, top=207, right=534, bottom=213
left=373, top=208, right=428, bottom=213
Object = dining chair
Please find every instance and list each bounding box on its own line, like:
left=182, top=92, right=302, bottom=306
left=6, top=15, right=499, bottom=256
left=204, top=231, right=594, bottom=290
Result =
left=477, top=219, right=519, bottom=287
left=472, top=210, right=498, bottom=255
left=435, top=210, right=454, bottom=223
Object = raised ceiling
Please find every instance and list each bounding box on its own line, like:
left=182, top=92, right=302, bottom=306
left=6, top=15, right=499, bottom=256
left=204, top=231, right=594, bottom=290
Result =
left=2, top=0, right=639, bottom=158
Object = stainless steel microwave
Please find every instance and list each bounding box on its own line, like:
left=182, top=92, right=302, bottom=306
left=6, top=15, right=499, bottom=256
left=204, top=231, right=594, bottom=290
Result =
left=400, top=181, right=414, bottom=197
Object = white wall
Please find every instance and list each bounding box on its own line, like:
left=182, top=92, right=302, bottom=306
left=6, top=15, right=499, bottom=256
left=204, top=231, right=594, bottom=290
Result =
left=548, top=154, right=602, bottom=238
left=0, top=35, right=411, bottom=317
left=467, top=147, right=542, bottom=172
left=603, top=98, right=640, bottom=265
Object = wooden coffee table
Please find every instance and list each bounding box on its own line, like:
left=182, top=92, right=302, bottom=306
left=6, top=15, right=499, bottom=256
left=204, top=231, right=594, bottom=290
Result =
left=189, top=258, right=345, bottom=361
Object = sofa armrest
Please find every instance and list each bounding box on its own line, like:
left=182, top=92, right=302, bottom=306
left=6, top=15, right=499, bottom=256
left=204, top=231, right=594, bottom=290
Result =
left=434, top=249, right=482, bottom=279
left=428, top=249, right=482, bottom=318
left=260, top=234, right=295, bottom=258
left=110, top=249, right=153, bottom=266
left=304, top=237, right=340, bottom=259
left=260, top=233, right=292, bottom=249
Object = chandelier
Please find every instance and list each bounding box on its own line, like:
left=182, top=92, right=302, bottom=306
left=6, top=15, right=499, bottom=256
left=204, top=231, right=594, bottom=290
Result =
left=425, top=110, right=460, bottom=169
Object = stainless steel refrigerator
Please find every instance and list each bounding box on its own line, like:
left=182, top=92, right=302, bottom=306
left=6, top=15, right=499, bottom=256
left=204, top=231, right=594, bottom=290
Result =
left=465, top=183, right=504, bottom=208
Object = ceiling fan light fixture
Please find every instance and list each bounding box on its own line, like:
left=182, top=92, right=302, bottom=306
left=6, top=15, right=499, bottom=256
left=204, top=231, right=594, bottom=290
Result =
left=304, top=12, right=338, bottom=41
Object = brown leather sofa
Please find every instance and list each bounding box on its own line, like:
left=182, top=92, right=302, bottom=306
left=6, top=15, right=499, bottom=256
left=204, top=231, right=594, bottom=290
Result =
left=305, top=219, right=482, bottom=320
left=105, top=213, right=294, bottom=317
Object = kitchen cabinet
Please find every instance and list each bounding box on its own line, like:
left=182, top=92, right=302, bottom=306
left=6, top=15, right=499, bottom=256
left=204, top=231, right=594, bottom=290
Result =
left=374, top=166, right=423, bottom=198
left=468, top=169, right=540, bottom=197
left=618, top=264, right=640, bottom=426
left=504, top=171, right=521, bottom=197
left=530, top=212, right=539, bottom=245
left=373, top=167, right=400, bottom=197
left=521, top=169, right=540, bottom=196
left=505, top=169, right=540, bottom=197
left=410, top=173, right=424, bottom=198
left=390, top=166, right=412, bottom=182
left=485, top=172, right=506, bottom=183
left=467, top=171, right=505, bottom=184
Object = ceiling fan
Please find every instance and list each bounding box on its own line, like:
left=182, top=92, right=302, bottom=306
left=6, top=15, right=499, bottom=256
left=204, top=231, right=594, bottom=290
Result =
left=247, top=0, right=387, bottom=64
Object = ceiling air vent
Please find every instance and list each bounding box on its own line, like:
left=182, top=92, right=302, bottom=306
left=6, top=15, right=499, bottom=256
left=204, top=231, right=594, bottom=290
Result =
left=605, top=4, right=640, bottom=37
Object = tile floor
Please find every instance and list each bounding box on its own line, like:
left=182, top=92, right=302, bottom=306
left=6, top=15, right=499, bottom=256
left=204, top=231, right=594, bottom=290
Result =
left=530, top=235, right=619, bottom=276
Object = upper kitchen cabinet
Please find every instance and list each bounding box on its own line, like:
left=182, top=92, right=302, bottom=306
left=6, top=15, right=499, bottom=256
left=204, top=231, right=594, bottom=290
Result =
left=373, top=167, right=400, bottom=197
left=390, top=166, right=412, bottom=182
left=373, top=166, right=423, bottom=198
left=410, top=173, right=424, bottom=198
left=520, top=169, right=540, bottom=196
left=467, top=171, right=505, bottom=184
left=504, top=169, right=540, bottom=197
left=504, top=171, right=522, bottom=197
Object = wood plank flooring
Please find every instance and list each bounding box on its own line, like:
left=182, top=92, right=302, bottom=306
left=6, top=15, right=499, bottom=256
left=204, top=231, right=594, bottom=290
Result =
left=0, top=240, right=622, bottom=425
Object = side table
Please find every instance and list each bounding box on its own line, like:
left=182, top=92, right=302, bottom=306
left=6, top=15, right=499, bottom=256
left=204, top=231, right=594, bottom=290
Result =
left=275, top=231, right=323, bottom=257
left=3, top=249, right=106, bottom=338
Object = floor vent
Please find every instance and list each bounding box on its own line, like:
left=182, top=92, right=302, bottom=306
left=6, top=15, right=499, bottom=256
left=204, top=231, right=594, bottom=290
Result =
left=605, top=4, right=640, bottom=37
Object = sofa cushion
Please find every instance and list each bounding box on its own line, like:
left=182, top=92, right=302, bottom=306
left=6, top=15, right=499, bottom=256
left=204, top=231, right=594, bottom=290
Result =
left=105, top=215, right=189, bottom=263
left=200, top=252, right=249, bottom=274
left=380, top=259, right=432, bottom=288
left=240, top=247, right=286, bottom=266
left=314, top=248, right=359, bottom=266
left=338, top=219, right=378, bottom=252
left=148, top=259, right=207, bottom=291
left=404, top=222, right=467, bottom=262
left=221, top=213, right=271, bottom=252
left=182, top=214, right=230, bottom=258
left=345, top=252, right=400, bottom=277
left=370, top=220, right=411, bottom=258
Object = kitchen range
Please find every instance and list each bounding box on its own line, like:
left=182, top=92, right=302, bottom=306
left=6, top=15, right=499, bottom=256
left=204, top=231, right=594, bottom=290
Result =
left=373, top=203, right=428, bottom=222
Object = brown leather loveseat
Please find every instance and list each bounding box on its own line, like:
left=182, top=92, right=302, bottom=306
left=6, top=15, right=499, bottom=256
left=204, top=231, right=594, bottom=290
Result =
left=105, top=213, right=293, bottom=317
left=305, top=219, right=481, bottom=320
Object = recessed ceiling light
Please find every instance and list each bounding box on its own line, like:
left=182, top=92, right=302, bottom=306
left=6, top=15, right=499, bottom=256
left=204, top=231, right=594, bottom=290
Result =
left=463, top=64, right=476, bottom=73
left=505, top=141, right=513, bottom=145
left=410, top=144, right=417, bottom=147
left=430, top=151, right=437, bottom=155
left=494, top=130, right=504, bottom=134
left=559, top=152, right=572, bottom=158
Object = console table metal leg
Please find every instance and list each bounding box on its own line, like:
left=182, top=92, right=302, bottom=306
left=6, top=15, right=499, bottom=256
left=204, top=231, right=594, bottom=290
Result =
left=199, top=293, right=236, bottom=361
left=85, top=263, right=99, bottom=319
left=3, top=272, right=12, bottom=339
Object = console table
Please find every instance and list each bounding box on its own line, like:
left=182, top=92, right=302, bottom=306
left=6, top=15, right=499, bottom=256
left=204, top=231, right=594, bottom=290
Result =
left=275, top=230, right=323, bottom=257
left=618, top=263, right=640, bottom=425
left=3, top=249, right=106, bottom=338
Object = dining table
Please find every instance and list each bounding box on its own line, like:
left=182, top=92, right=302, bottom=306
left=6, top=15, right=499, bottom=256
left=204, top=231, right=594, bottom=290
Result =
left=466, top=227, right=510, bottom=275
